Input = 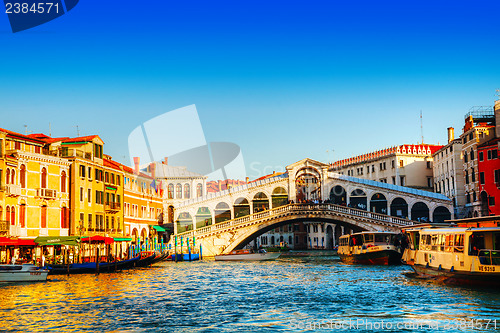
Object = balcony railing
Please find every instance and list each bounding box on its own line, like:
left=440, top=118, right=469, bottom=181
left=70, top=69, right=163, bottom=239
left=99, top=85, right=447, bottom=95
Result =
left=2, top=184, right=22, bottom=196
left=37, top=188, right=57, bottom=199
left=105, top=202, right=121, bottom=212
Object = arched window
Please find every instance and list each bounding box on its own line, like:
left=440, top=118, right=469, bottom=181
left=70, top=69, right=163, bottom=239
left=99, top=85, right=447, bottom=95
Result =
left=184, top=184, right=190, bottom=199
left=5, top=168, right=10, bottom=184
left=61, top=171, right=67, bottom=193
left=196, top=183, right=203, bottom=197
left=176, top=184, right=182, bottom=199
left=168, top=184, right=174, bottom=199
left=61, top=206, right=69, bottom=229
left=0, top=206, right=3, bottom=220
left=6, top=206, right=10, bottom=224
left=11, top=169, right=15, bottom=185
left=19, top=204, right=25, bottom=228
left=20, top=165, right=26, bottom=188
left=10, top=206, right=15, bottom=226
left=41, top=167, right=47, bottom=188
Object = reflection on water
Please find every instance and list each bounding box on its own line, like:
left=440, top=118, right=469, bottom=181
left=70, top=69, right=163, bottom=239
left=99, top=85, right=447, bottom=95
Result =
left=1, top=254, right=500, bottom=332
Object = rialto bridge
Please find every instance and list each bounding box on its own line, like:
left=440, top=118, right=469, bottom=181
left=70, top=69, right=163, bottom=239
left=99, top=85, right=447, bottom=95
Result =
left=171, top=159, right=453, bottom=256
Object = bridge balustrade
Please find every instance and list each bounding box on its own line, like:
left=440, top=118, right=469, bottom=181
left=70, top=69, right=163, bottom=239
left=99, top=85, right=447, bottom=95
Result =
left=175, top=203, right=414, bottom=239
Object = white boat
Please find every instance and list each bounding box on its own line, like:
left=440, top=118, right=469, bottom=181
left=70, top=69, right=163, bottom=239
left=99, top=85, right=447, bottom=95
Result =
left=214, top=249, right=281, bottom=261
left=0, top=264, right=49, bottom=282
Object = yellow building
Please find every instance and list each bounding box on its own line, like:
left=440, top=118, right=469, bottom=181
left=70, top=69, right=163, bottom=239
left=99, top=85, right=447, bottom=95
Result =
left=45, top=136, right=124, bottom=238
left=0, top=130, right=70, bottom=239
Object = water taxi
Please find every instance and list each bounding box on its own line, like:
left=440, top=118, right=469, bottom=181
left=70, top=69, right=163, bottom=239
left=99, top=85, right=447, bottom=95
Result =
left=214, top=249, right=281, bottom=261
left=402, top=223, right=500, bottom=287
left=0, top=264, right=49, bottom=282
left=338, top=231, right=403, bottom=265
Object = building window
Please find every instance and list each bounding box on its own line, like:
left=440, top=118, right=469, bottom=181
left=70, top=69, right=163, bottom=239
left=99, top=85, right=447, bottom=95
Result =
left=196, top=183, right=203, bottom=197
left=480, top=172, right=485, bottom=185
left=426, top=161, right=431, bottom=169
left=168, top=184, right=174, bottom=199
left=494, top=170, right=500, bottom=184
left=176, top=184, right=182, bottom=198
left=60, top=207, right=69, bottom=229
left=61, top=171, right=67, bottom=192
left=392, top=176, right=396, bottom=185
left=493, top=150, right=499, bottom=159
left=80, top=187, right=84, bottom=201
left=469, top=132, right=473, bottom=141
left=88, top=189, right=91, bottom=203
left=427, top=177, right=433, bottom=188
left=465, top=171, right=469, bottom=184
left=87, top=213, right=92, bottom=230
left=479, top=151, right=484, bottom=161
left=391, top=160, right=395, bottom=169
left=466, top=193, right=470, bottom=204
left=79, top=165, right=85, bottom=178
left=20, top=164, right=26, bottom=188
left=473, top=191, right=477, bottom=202
left=41, top=205, right=47, bottom=228
left=471, top=168, right=475, bottom=182
left=399, top=160, right=404, bottom=167
left=184, top=184, right=190, bottom=199
left=464, top=153, right=468, bottom=163
left=116, top=175, right=120, bottom=186
left=489, top=197, right=496, bottom=206
left=20, top=204, right=25, bottom=228
left=400, top=176, right=405, bottom=186
left=41, top=167, right=47, bottom=188
left=470, top=149, right=475, bottom=161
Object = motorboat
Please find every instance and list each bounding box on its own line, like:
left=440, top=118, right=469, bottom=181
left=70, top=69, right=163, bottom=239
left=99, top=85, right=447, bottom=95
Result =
left=338, top=231, right=403, bottom=265
left=214, top=249, right=281, bottom=261
left=0, top=264, right=49, bottom=282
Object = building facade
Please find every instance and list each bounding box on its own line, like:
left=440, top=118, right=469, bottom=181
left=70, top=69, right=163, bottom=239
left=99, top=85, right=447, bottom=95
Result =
left=330, top=144, right=443, bottom=192
left=459, top=107, right=496, bottom=217
left=432, top=127, right=466, bottom=218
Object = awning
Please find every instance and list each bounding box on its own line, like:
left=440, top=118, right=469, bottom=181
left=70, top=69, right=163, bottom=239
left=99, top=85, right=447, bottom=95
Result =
left=152, top=225, right=166, bottom=232
left=81, top=236, right=114, bottom=244
left=0, top=237, right=37, bottom=246
left=113, top=237, right=132, bottom=242
left=34, top=236, right=80, bottom=246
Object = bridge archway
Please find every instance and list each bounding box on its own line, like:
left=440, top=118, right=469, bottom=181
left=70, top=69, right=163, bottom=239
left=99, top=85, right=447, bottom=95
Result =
left=295, top=167, right=321, bottom=202
left=253, top=192, right=269, bottom=213
left=177, top=212, right=193, bottom=232
left=195, top=207, right=212, bottom=228
left=350, top=189, right=367, bottom=210
left=272, top=187, right=288, bottom=208
left=411, top=202, right=429, bottom=222
left=390, top=197, right=408, bottom=218
left=432, top=206, right=451, bottom=223
left=234, top=198, right=250, bottom=218
left=330, top=185, right=347, bottom=205
left=370, top=193, right=387, bottom=214
left=215, top=202, right=231, bottom=223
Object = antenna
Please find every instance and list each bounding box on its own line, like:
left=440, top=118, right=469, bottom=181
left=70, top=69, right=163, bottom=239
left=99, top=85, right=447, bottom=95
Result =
left=74, top=125, right=80, bottom=137
left=49, top=122, right=52, bottom=137
left=420, top=111, right=424, bottom=144
left=496, top=89, right=500, bottom=99
left=23, top=125, right=32, bottom=135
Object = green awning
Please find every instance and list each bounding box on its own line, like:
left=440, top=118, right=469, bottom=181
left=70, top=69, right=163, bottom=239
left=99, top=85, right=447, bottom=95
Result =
left=113, top=237, right=132, bottom=242
left=152, top=225, right=167, bottom=232
left=34, top=236, right=80, bottom=246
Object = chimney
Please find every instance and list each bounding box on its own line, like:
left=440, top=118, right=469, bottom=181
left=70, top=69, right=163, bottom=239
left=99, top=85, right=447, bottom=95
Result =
left=218, top=180, right=222, bottom=191
left=447, top=127, right=454, bottom=143
left=150, top=163, right=156, bottom=178
left=245, top=177, right=249, bottom=183
left=133, top=157, right=140, bottom=175
left=164, top=157, right=168, bottom=165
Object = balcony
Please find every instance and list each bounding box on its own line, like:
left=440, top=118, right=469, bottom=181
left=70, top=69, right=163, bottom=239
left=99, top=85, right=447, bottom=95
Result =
left=2, top=184, right=22, bottom=196
left=60, top=148, right=92, bottom=160
left=105, top=202, right=121, bottom=213
left=37, top=188, right=57, bottom=199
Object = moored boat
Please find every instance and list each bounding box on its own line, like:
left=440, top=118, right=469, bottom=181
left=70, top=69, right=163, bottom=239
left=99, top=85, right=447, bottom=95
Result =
left=214, top=249, right=281, bottom=261
left=338, top=231, right=403, bottom=265
left=46, top=255, right=140, bottom=275
left=402, top=223, right=500, bottom=287
left=0, top=264, right=49, bottom=282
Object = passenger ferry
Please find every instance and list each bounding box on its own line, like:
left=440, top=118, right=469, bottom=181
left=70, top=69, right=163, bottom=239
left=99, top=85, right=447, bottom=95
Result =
left=402, top=218, right=500, bottom=287
left=338, top=231, right=403, bottom=265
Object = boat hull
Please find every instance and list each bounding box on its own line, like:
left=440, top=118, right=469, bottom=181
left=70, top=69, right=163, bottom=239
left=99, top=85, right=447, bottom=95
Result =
left=0, top=265, right=49, bottom=282
left=47, top=256, right=140, bottom=275
left=338, top=249, right=402, bottom=265
left=409, top=263, right=500, bottom=287
left=214, top=252, right=281, bottom=261
left=168, top=253, right=200, bottom=261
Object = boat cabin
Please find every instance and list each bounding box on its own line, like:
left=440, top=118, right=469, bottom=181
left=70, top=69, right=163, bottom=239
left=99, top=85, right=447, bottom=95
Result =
left=339, top=232, right=399, bottom=249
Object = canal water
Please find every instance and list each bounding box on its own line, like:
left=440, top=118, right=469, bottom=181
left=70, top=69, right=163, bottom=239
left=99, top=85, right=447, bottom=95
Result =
left=1, top=253, right=500, bottom=332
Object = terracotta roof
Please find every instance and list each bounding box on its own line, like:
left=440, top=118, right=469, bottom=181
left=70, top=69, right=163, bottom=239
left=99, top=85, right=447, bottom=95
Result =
left=0, top=127, right=45, bottom=144
left=61, top=135, right=101, bottom=144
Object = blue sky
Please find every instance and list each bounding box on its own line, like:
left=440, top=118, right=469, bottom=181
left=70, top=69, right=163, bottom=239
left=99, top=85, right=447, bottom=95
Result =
left=1, top=0, right=499, bottom=180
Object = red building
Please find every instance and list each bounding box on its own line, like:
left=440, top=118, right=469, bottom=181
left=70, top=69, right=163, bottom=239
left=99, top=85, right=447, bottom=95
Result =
left=477, top=137, right=500, bottom=215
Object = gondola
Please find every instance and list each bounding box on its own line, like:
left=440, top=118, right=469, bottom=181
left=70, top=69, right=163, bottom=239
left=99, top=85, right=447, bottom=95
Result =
left=46, top=255, right=140, bottom=275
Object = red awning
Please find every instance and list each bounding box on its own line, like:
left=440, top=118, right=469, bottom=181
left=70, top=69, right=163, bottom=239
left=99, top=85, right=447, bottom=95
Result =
left=81, top=236, right=114, bottom=244
left=0, top=237, right=37, bottom=246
